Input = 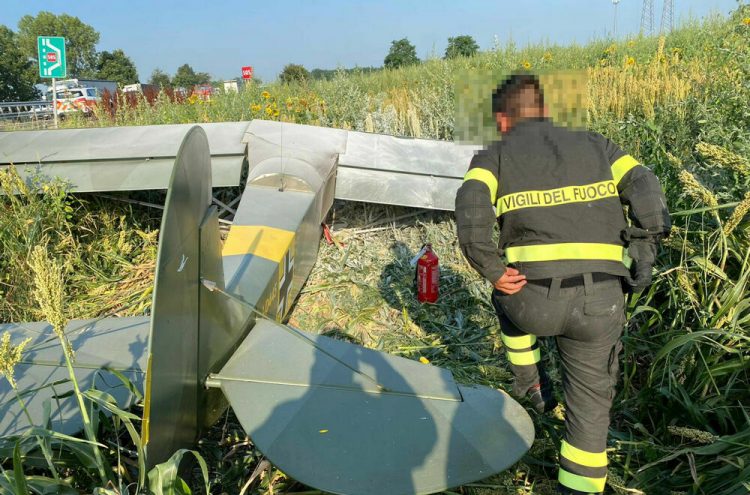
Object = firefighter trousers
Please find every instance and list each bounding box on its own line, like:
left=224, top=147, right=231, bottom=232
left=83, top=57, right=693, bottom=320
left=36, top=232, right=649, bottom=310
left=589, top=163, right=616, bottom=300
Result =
left=492, top=272, right=625, bottom=494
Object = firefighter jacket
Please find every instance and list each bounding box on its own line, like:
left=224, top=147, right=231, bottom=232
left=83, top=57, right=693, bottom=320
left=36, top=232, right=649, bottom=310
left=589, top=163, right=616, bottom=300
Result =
left=455, top=117, right=670, bottom=282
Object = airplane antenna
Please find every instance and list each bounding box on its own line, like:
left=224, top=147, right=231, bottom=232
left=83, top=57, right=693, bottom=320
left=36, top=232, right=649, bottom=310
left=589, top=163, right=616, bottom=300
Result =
left=280, top=121, right=286, bottom=192
left=201, top=278, right=389, bottom=391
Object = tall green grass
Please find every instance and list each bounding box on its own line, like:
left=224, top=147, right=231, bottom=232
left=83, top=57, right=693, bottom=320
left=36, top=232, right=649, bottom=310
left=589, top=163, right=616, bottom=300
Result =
left=2, top=5, right=749, bottom=494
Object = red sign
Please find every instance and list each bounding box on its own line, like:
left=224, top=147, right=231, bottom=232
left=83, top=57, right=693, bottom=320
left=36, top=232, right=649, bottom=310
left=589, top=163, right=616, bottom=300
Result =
left=46, top=52, right=58, bottom=63
left=241, top=66, right=253, bottom=80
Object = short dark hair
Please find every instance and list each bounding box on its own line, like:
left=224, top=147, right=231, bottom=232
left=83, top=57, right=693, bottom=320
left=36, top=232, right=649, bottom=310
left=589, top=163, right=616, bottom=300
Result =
left=491, top=73, right=545, bottom=118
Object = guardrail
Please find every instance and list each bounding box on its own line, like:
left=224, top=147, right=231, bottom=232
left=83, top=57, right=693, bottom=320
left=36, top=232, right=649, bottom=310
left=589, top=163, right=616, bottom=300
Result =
left=0, top=101, right=53, bottom=121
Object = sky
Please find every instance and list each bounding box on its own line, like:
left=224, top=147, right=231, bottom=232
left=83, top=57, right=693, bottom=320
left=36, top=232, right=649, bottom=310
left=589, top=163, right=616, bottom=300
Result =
left=1, top=0, right=743, bottom=82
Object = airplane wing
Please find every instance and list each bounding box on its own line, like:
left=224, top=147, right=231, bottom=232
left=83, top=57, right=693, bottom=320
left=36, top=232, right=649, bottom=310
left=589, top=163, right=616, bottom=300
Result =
left=209, top=319, right=534, bottom=495
left=2, top=120, right=477, bottom=211
left=0, top=317, right=149, bottom=436
left=243, top=120, right=477, bottom=211
left=0, top=122, right=249, bottom=192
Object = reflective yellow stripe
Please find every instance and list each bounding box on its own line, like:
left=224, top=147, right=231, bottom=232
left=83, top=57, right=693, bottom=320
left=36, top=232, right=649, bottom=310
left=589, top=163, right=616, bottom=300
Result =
left=558, top=469, right=607, bottom=493
left=507, top=348, right=541, bottom=365
left=610, top=154, right=640, bottom=185
left=496, top=180, right=618, bottom=215
left=561, top=441, right=608, bottom=468
left=222, top=225, right=295, bottom=263
left=464, top=168, right=498, bottom=203
left=505, top=243, right=626, bottom=263
left=501, top=332, right=536, bottom=350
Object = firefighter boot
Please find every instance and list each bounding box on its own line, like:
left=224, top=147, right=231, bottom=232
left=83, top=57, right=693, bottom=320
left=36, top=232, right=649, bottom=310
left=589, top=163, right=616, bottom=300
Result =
left=523, top=368, right=557, bottom=414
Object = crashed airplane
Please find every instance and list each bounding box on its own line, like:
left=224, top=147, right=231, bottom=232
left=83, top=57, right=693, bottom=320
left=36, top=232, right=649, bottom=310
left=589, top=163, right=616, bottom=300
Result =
left=0, top=120, right=534, bottom=495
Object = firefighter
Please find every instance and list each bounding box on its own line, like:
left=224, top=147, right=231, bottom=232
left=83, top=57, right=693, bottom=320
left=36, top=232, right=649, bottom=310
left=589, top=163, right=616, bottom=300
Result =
left=455, top=73, right=670, bottom=494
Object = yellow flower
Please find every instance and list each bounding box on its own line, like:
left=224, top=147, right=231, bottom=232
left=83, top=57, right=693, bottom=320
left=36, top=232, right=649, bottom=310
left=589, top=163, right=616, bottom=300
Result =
left=261, top=90, right=271, bottom=99
left=265, top=106, right=273, bottom=116
left=419, top=356, right=430, bottom=364
left=251, top=104, right=261, bottom=112
left=743, top=17, right=750, bottom=26
left=542, top=52, right=552, bottom=62
left=273, top=109, right=280, bottom=118
left=626, top=56, right=635, bottom=66
left=522, top=60, right=531, bottom=69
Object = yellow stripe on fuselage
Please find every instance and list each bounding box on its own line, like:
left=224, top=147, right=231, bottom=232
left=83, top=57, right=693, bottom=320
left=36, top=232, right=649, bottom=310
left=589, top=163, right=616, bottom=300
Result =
left=222, top=225, right=295, bottom=263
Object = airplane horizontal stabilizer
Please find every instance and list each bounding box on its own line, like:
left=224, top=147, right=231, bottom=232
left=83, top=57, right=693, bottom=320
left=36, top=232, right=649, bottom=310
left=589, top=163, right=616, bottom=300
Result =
left=211, top=319, right=534, bottom=495
left=0, top=317, right=149, bottom=436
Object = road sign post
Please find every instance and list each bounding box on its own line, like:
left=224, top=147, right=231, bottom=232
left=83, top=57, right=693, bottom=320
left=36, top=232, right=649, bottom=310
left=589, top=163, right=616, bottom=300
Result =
left=37, top=36, right=66, bottom=128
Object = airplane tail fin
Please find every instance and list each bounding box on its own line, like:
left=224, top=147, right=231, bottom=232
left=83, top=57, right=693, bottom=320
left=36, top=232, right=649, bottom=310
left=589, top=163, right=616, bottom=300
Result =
left=142, top=126, right=254, bottom=468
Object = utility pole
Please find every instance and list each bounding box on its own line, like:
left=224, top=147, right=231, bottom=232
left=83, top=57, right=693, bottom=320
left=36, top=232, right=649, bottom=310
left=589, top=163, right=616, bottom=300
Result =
left=641, top=0, right=655, bottom=35
left=612, top=0, right=621, bottom=38
left=661, top=0, right=675, bottom=33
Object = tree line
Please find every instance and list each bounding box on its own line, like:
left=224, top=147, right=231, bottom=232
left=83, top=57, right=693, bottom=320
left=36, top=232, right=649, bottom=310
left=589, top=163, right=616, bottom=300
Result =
left=1, top=10, right=482, bottom=100
left=280, top=35, right=479, bottom=84
left=0, top=12, right=215, bottom=102
left=1, top=12, right=141, bottom=101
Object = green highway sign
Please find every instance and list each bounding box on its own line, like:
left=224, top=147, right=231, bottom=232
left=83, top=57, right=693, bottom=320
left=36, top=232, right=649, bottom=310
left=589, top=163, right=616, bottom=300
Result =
left=37, top=36, right=66, bottom=78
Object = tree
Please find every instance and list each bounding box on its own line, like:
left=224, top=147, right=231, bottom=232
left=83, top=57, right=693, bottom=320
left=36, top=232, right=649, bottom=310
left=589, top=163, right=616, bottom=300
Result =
left=0, top=25, right=39, bottom=101
left=172, top=63, right=210, bottom=89
left=279, top=63, right=309, bottom=84
left=148, top=68, right=171, bottom=88
left=96, top=49, right=138, bottom=86
left=384, top=38, right=419, bottom=69
left=445, top=35, right=479, bottom=59
left=17, top=11, right=100, bottom=79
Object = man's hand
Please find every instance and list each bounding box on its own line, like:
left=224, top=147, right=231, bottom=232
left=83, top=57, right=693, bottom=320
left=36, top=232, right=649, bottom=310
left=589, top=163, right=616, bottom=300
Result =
left=494, top=267, right=527, bottom=295
left=628, top=260, right=653, bottom=292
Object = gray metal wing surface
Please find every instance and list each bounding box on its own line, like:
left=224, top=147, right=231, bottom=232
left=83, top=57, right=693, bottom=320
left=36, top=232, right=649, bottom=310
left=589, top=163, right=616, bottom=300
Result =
left=1, top=119, right=476, bottom=210
left=0, top=317, right=149, bottom=436
left=0, top=122, right=250, bottom=191
left=242, top=120, right=479, bottom=211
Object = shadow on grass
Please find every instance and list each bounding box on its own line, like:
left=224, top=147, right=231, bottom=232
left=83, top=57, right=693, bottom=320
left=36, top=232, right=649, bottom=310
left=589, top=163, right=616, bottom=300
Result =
left=377, top=241, right=502, bottom=382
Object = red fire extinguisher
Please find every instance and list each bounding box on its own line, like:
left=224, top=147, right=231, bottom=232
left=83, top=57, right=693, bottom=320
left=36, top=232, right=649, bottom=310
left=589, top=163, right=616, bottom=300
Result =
left=415, top=244, right=439, bottom=303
